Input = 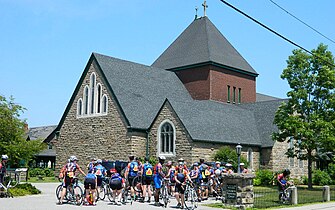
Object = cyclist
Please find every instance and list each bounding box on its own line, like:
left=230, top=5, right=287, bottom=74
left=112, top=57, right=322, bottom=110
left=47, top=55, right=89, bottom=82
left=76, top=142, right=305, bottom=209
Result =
left=224, top=163, right=234, bottom=174
left=109, top=168, right=124, bottom=205
left=93, top=159, right=107, bottom=196
left=0, top=155, right=8, bottom=185
left=153, top=156, right=166, bottom=207
left=277, top=169, right=291, bottom=200
left=87, top=157, right=97, bottom=172
left=141, top=157, right=153, bottom=203
left=124, top=155, right=139, bottom=199
left=84, top=169, right=97, bottom=206
left=240, top=163, right=248, bottom=173
left=175, top=162, right=192, bottom=209
left=165, top=161, right=176, bottom=196
left=198, top=159, right=210, bottom=201
left=58, top=156, right=86, bottom=205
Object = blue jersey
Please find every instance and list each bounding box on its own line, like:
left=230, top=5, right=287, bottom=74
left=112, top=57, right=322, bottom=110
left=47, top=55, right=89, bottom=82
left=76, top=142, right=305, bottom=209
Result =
left=111, top=173, right=122, bottom=181
left=85, top=173, right=96, bottom=180
left=94, top=164, right=106, bottom=178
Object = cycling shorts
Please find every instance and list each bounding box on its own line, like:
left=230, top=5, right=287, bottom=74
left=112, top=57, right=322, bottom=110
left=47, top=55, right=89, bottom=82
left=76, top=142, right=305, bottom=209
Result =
left=97, top=176, right=103, bottom=187
left=84, top=178, right=96, bottom=190
left=142, top=176, right=152, bottom=185
left=110, top=179, right=122, bottom=190
left=175, top=183, right=185, bottom=194
left=63, top=176, right=73, bottom=188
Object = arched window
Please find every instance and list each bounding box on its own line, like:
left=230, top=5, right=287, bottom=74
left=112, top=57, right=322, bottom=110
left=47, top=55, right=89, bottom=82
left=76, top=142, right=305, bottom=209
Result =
left=77, top=99, right=82, bottom=116
left=84, top=86, right=89, bottom=115
left=97, top=84, right=102, bottom=114
left=248, top=148, right=253, bottom=170
left=158, top=121, right=175, bottom=155
left=90, top=73, right=96, bottom=114
left=102, top=95, right=108, bottom=114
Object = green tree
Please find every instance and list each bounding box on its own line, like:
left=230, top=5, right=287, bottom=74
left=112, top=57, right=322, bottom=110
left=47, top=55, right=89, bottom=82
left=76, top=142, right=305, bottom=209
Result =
left=273, top=44, right=335, bottom=189
left=213, top=146, right=248, bottom=170
left=0, top=95, right=45, bottom=167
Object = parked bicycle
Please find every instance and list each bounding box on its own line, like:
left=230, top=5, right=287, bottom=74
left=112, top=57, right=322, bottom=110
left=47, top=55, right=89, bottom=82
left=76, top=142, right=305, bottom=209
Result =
left=184, top=180, right=198, bottom=210
left=160, top=178, right=170, bottom=208
left=0, top=175, right=19, bottom=198
left=56, top=177, right=84, bottom=205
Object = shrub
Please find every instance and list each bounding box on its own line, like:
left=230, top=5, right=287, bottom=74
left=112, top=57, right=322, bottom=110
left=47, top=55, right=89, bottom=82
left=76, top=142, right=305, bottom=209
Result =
left=301, top=175, right=308, bottom=185
left=312, top=169, right=332, bottom=185
left=213, top=146, right=248, bottom=171
left=43, top=168, right=55, bottom=177
left=10, top=183, right=41, bottom=196
left=28, top=168, right=44, bottom=177
left=254, top=169, right=274, bottom=186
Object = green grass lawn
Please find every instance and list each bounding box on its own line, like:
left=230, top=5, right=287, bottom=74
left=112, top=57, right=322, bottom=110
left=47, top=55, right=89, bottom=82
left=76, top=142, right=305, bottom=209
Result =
left=206, top=185, right=329, bottom=209
left=27, top=176, right=59, bottom=183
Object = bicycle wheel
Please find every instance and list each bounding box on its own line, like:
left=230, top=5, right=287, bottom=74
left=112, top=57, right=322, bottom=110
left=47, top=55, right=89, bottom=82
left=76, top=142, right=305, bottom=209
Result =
left=184, top=189, right=198, bottom=210
left=106, top=185, right=114, bottom=202
left=74, top=185, right=84, bottom=205
left=55, top=184, right=63, bottom=201
left=98, top=185, right=106, bottom=200
left=162, top=185, right=169, bottom=208
left=132, top=176, right=142, bottom=193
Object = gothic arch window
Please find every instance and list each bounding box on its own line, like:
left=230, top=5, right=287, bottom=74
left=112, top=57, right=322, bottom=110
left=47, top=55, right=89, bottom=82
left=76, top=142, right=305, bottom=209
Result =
left=248, top=148, right=253, bottom=170
left=102, top=94, right=108, bottom=114
left=90, top=73, right=96, bottom=114
left=97, top=84, right=102, bottom=114
left=158, top=120, right=175, bottom=156
left=77, top=99, right=83, bottom=116
left=83, top=85, right=89, bottom=115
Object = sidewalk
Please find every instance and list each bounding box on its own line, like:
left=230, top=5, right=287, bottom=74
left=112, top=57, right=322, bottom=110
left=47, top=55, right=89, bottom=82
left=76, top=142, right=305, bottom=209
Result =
left=276, top=202, right=335, bottom=210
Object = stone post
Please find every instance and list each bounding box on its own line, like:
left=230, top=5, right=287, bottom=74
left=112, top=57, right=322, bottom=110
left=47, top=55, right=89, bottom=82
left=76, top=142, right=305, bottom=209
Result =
left=221, top=173, right=255, bottom=209
left=290, top=186, right=298, bottom=205
left=323, top=186, right=330, bottom=202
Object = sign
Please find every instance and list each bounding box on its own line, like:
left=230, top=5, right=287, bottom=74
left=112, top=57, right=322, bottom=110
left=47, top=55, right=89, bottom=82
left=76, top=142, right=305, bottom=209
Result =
left=226, top=184, right=237, bottom=200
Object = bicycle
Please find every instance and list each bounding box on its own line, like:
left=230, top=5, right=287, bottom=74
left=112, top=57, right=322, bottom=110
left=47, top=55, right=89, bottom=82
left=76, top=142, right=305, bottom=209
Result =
left=0, top=175, right=19, bottom=198
left=184, top=181, right=198, bottom=210
left=121, top=181, right=132, bottom=205
left=160, top=178, right=170, bottom=208
left=132, top=175, right=143, bottom=201
left=97, top=177, right=108, bottom=201
left=280, top=185, right=294, bottom=204
left=56, top=177, right=84, bottom=205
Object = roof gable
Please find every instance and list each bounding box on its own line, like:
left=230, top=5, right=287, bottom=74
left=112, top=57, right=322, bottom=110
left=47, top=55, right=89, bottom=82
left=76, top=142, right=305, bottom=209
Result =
left=152, top=17, right=257, bottom=75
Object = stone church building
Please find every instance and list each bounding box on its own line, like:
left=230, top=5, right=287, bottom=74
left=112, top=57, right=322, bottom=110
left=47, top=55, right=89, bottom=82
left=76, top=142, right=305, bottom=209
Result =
left=46, top=16, right=307, bottom=177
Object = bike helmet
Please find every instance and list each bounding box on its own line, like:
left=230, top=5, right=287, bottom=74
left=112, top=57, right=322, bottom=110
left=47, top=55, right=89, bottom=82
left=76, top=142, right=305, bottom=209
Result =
left=69, top=155, right=77, bottom=162
left=215, top=169, right=221, bottom=176
left=96, top=159, right=102, bottom=164
left=1, top=154, right=8, bottom=160
left=166, top=161, right=172, bottom=166
left=158, top=156, right=166, bottom=160
left=110, top=168, right=117, bottom=174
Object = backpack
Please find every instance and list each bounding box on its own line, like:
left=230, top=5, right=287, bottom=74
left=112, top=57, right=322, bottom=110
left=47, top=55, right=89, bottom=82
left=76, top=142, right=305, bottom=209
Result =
left=129, top=161, right=139, bottom=177
left=143, top=163, right=153, bottom=178
left=170, top=167, right=176, bottom=181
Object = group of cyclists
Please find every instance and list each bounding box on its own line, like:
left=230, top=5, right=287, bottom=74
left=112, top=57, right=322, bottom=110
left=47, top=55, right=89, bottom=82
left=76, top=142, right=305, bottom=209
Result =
left=57, top=154, right=250, bottom=208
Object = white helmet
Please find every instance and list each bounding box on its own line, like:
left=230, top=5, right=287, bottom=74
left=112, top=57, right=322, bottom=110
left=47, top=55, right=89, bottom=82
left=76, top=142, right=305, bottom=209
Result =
left=1, top=154, right=8, bottom=160
left=97, top=159, right=102, bottom=164
left=158, top=156, right=166, bottom=160
left=215, top=169, right=221, bottom=176
left=69, top=156, right=78, bottom=162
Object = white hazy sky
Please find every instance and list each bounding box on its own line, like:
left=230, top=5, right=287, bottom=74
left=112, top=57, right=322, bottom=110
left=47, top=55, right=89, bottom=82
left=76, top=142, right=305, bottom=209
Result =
left=1, top=0, right=334, bottom=127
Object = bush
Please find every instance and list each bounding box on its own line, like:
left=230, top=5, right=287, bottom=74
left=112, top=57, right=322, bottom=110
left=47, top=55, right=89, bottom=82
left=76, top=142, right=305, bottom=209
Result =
left=29, top=168, right=54, bottom=177
left=301, top=175, right=308, bottom=185
left=254, top=169, right=274, bottom=186
left=213, top=146, right=248, bottom=170
left=312, top=169, right=332, bottom=185
left=10, top=183, right=41, bottom=196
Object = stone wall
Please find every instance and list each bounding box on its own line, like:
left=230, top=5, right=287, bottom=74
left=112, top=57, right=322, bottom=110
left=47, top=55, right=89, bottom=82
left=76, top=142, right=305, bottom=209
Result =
left=149, top=102, right=193, bottom=164
left=269, top=141, right=308, bottom=178
left=53, top=61, right=133, bottom=172
left=221, top=173, right=256, bottom=208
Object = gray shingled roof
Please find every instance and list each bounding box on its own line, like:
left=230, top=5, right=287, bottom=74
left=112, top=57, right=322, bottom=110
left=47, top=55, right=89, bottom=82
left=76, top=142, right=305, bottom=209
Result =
left=169, top=100, right=261, bottom=146
left=28, top=125, right=57, bottom=141
left=94, top=53, right=270, bottom=147
left=238, top=100, right=286, bottom=147
left=94, top=53, right=193, bottom=129
left=152, top=17, right=257, bottom=75
left=256, top=93, right=281, bottom=102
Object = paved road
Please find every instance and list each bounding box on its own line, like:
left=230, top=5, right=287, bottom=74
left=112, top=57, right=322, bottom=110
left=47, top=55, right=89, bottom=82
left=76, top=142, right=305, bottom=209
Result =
left=0, top=183, right=219, bottom=210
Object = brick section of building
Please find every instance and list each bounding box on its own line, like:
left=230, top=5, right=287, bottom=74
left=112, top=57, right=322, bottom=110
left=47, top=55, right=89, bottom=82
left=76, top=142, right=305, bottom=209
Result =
left=175, top=65, right=256, bottom=103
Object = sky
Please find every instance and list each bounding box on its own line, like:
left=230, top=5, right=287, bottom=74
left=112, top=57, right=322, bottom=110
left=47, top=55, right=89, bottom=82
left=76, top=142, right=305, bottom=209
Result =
left=1, top=0, right=334, bottom=128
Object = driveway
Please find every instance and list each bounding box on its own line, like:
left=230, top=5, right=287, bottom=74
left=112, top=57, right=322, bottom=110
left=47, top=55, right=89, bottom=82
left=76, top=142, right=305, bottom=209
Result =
left=0, top=183, right=220, bottom=210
